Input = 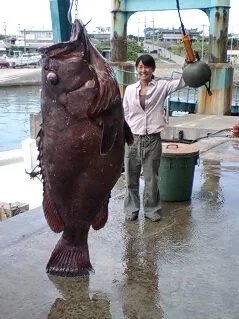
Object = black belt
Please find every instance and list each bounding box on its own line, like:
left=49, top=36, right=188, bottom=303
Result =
left=133, top=133, right=161, bottom=137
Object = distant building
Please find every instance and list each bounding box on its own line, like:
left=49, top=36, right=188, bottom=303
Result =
left=0, top=40, right=8, bottom=56
left=227, top=49, right=239, bottom=64
left=88, top=32, right=110, bottom=44
left=88, top=28, right=110, bottom=46
left=144, top=27, right=202, bottom=43
left=3, top=27, right=111, bottom=53
left=15, top=29, right=54, bottom=51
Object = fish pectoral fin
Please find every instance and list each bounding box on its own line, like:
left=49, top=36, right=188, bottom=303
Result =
left=100, top=122, right=117, bottom=154
left=91, top=193, right=110, bottom=230
left=43, top=192, right=64, bottom=233
left=91, top=210, right=108, bottom=230
left=124, top=120, right=134, bottom=145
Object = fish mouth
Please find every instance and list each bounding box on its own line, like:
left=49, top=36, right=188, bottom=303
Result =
left=70, top=19, right=89, bottom=60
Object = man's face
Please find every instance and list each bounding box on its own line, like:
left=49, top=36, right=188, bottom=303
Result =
left=136, top=60, right=154, bottom=82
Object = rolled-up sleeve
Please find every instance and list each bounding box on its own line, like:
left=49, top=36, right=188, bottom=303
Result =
left=162, top=76, right=186, bottom=95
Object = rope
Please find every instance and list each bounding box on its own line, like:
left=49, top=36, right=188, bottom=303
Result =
left=25, top=166, right=42, bottom=183
left=176, top=0, right=186, bottom=35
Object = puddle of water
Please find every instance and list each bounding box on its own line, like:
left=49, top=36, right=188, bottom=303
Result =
left=1, top=139, right=239, bottom=319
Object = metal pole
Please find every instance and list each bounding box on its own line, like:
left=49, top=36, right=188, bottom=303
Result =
left=144, top=16, right=146, bottom=44
left=24, top=29, right=26, bottom=53
left=138, top=18, right=140, bottom=43
left=4, top=22, right=6, bottom=39
left=230, top=34, right=233, bottom=63
left=201, top=24, right=205, bottom=59
left=152, top=16, right=155, bottom=51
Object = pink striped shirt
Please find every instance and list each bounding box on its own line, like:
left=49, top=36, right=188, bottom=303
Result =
left=123, top=77, right=185, bottom=135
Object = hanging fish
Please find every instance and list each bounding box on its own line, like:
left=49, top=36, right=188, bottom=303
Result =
left=37, top=19, right=133, bottom=276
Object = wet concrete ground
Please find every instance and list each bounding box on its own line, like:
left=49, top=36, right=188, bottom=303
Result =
left=1, top=138, right=239, bottom=319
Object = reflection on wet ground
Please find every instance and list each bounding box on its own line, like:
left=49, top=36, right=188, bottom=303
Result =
left=48, top=276, right=112, bottom=319
left=1, top=140, right=239, bottom=319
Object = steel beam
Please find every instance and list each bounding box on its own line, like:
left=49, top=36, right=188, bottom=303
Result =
left=50, top=0, right=71, bottom=42
left=124, top=0, right=230, bottom=12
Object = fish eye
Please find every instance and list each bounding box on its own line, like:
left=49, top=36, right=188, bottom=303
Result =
left=47, top=72, right=58, bottom=85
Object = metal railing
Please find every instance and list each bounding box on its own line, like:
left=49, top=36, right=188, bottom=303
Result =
left=113, top=67, right=239, bottom=114
left=231, top=83, right=239, bottom=113
left=113, top=67, right=138, bottom=86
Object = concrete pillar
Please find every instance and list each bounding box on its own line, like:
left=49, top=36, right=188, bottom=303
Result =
left=208, top=7, right=229, bottom=63
left=22, top=138, right=39, bottom=172
left=30, top=112, right=42, bottom=139
left=198, top=6, right=233, bottom=115
left=198, top=63, right=233, bottom=115
left=110, top=0, right=128, bottom=62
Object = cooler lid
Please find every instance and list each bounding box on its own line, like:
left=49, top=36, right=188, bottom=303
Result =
left=162, top=142, right=199, bottom=157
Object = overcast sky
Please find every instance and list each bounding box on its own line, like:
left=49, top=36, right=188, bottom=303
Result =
left=1, top=0, right=239, bottom=36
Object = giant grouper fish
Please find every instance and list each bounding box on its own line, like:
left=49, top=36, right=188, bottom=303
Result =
left=37, top=19, right=133, bottom=276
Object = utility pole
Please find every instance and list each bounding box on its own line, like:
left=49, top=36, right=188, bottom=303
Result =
left=152, top=16, right=155, bottom=51
left=4, top=22, right=6, bottom=39
left=23, top=29, right=26, bottom=53
left=201, top=24, right=205, bottom=59
left=201, top=24, right=208, bottom=60
left=230, top=34, right=234, bottom=63
left=137, top=18, right=140, bottom=44
left=144, top=16, right=147, bottom=45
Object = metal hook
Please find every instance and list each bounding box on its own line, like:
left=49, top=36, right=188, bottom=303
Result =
left=67, top=0, right=74, bottom=25
left=204, top=81, right=212, bottom=96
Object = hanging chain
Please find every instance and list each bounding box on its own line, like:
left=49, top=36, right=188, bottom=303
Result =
left=74, top=0, right=78, bottom=20
left=67, top=0, right=78, bottom=24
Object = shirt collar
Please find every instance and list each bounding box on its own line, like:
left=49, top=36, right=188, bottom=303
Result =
left=135, top=79, right=157, bottom=88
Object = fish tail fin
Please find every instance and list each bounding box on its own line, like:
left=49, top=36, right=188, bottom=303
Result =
left=92, top=193, right=110, bottom=230
left=46, top=235, right=93, bottom=277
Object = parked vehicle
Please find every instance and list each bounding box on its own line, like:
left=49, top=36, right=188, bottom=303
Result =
left=0, top=60, right=10, bottom=68
left=6, top=51, right=41, bottom=69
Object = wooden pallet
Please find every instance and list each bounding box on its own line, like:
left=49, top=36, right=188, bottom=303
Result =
left=0, top=201, right=29, bottom=221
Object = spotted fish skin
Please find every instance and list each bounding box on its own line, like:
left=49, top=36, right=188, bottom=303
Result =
left=38, top=19, right=133, bottom=276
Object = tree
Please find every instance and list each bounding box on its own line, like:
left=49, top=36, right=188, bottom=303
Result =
left=168, top=41, right=209, bottom=59
left=96, top=39, right=143, bottom=61
left=127, top=40, right=143, bottom=61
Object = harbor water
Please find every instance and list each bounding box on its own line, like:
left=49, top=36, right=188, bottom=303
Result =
left=0, top=86, right=41, bottom=152
left=0, top=83, right=238, bottom=153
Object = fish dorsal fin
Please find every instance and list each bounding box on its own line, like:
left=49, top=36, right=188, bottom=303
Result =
left=86, top=41, right=121, bottom=118
left=87, top=65, right=120, bottom=118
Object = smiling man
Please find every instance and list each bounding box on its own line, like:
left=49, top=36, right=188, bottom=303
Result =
left=123, top=54, right=185, bottom=222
